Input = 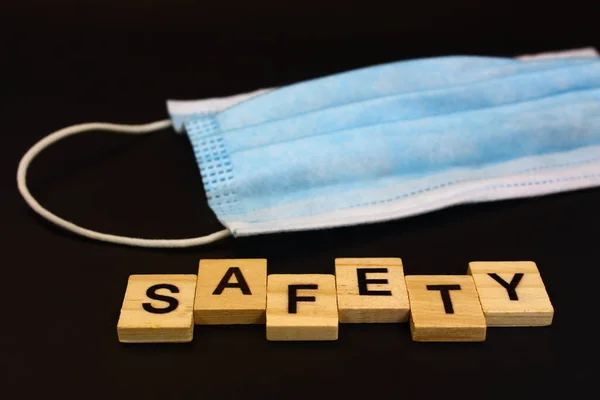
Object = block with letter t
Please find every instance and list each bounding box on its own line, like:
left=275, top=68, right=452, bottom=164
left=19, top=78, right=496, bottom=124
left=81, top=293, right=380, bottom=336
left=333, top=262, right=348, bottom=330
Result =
left=406, top=275, right=486, bottom=342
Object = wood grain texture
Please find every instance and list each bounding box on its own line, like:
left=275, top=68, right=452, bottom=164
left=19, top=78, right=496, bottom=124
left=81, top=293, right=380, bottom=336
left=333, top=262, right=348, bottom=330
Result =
left=194, top=259, right=267, bottom=325
left=406, top=275, right=486, bottom=342
left=266, top=274, right=338, bottom=341
left=335, top=258, right=409, bottom=323
left=117, top=275, right=196, bottom=343
left=468, top=261, right=554, bottom=326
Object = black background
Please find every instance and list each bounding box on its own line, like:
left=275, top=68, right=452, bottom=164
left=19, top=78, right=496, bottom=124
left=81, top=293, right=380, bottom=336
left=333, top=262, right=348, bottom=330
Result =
left=2, top=1, right=599, bottom=398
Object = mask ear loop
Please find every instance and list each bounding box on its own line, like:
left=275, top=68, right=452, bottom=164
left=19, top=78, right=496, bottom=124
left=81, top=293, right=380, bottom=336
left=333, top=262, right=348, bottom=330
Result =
left=16, top=120, right=232, bottom=248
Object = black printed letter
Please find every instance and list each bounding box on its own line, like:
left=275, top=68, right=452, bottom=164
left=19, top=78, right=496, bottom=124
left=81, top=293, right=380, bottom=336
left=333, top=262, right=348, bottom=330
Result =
left=288, top=284, right=318, bottom=314
left=143, top=284, right=179, bottom=314
left=212, top=267, right=252, bottom=295
left=426, top=284, right=461, bottom=314
left=357, top=268, right=392, bottom=296
left=488, top=273, right=524, bottom=301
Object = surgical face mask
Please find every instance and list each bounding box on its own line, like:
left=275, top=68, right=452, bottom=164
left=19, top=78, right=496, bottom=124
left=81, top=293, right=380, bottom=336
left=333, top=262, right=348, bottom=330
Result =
left=17, top=47, right=600, bottom=248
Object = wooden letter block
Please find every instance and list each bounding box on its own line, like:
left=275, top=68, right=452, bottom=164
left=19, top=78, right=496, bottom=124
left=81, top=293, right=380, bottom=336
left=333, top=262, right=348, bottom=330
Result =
left=117, top=275, right=196, bottom=343
left=335, top=258, right=409, bottom=323
left=406, top=275, right=486, bottom=342
left=266, top=274, right=338, bottom=341
left=468, top=261, right=554, bottom=327
left=194, top=259, right=267, bottom=325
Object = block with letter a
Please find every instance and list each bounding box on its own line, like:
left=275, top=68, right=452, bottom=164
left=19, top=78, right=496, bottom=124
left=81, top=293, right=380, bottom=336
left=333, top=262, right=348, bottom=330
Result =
left=194, top=259, right=267, bottom=325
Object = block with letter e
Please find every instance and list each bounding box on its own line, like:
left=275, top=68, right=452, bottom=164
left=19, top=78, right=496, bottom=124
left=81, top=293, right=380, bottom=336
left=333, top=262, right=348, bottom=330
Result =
left=266, top=274, right=338, bottom=341
left=117, top=275, right=196, bottom=343
left=335, top=258, right=409, bottom=323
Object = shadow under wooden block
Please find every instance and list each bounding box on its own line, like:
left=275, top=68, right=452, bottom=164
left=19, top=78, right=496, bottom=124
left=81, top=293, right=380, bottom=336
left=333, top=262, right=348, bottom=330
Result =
left=117, top=275, right=196, bottom=343
left=266, top=274, right=338, bottom=341
left=406, top=275, right=486, bottom=342
left=335, top=258, right=409, bottom=323
left=468, top=261, right=554, bottom=327
left=194, top=259, right=267, bottom=325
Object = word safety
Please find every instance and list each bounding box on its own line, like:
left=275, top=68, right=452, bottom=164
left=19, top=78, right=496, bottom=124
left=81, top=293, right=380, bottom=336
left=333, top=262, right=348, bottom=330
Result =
left=116, top=258, right=553, bottom=343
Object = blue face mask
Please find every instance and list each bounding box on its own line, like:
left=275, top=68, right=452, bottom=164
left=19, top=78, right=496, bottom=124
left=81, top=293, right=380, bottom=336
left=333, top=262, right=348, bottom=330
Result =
left=17, top=48, right=600, bottom=247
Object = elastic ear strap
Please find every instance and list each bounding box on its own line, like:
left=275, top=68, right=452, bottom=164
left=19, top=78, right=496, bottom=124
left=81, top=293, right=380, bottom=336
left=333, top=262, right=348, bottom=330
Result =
left=16, top=120, right=232, bottom=248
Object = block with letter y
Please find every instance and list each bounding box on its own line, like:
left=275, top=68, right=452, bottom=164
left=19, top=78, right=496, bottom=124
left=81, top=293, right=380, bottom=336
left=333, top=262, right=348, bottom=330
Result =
left=468, top=261, right=554, bottom=326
